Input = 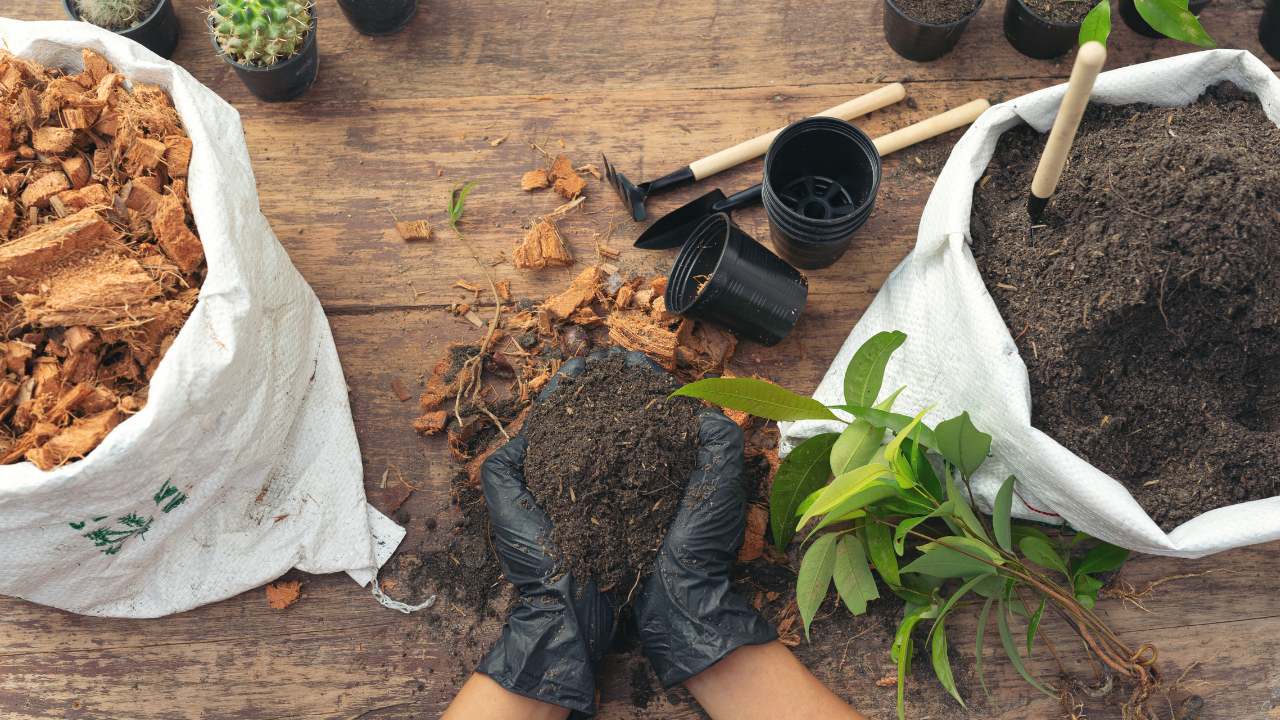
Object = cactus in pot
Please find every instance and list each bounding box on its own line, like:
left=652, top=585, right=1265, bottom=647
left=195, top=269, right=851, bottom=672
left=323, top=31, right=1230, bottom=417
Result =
left=208, top=0, right=312, bottom=67
left=73, top=0, right=158, bottom=30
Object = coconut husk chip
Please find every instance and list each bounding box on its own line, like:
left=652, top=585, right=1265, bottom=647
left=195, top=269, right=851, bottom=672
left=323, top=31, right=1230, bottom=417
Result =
left=520, top=169, right=549, bottom=191
left=513, top=219, right=573, bottom=270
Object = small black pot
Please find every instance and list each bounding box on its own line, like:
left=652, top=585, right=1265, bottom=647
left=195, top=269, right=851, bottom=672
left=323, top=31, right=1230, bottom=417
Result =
left=1121, top=0, right=1213, bottom=38
left=883, top=0, right=985, bottom=62
left=1003, top=0, right=1081, bottom=59
left=337, top=0, right=418, bottom=36
left=211, top=9, right=319, bottom=102
left=1262, top=0, right=1280, bottom=60
left=666, top=213, right=809, bottom=346
left=63, top=0, right=181, bottom=59
left=762, top=117, right=881, bottom=270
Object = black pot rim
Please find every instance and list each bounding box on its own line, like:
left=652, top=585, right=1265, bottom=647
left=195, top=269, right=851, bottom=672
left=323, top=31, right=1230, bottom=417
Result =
left=667, top=213, right=733, bottom=314
left=1011, top=0, right=1085, bottom=29
left=885, top=0, right=986, bottom=28
left=763, top=117, right=882, bottom=231
left=63, top=0, right=169, bottom=35
left=208, top=6, right=317, bottom=73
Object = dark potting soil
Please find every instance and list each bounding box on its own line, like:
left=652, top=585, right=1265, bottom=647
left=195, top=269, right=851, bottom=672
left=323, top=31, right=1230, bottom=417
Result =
left=891, top=0, right=979, bottom=24
left=1019, top=0, right=1093, bottom=24
left=971, top=83, right=1280, bottom=531
left=522, top=353, right=702, bottom=592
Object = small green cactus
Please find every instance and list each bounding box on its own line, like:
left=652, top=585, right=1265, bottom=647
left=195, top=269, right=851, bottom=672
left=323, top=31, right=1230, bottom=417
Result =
left=208, top=0, right=312, bottom=67
left=74, top=0, right=157, bottom=30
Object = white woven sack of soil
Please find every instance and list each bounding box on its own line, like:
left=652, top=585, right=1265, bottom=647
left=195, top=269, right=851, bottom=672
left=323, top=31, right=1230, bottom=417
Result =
left=781, top=50, right=1280, bottom=559
left=0, top=19, right=404, bottom=616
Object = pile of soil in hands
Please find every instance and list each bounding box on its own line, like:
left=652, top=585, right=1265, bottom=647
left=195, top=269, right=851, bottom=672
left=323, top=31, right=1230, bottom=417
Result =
left=0, top=49, right=203, bottom=469
left=892, top=0, right=978, bottom=24
left=1019, top=0, right=1093, bottom=24
left=522, top=352, right=701, bottom=592
left=971, top=83, right=1280, bottom=531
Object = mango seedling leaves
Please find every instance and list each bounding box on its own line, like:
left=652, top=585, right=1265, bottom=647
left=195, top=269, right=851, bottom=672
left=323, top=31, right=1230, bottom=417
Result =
left=769, top=433, right=838, bottom=550
left=833, top=534, right=879, bottom=615
left=1136, top=0, right=1215, bottom=47
left=843, top=330, right=907, bottom=407
left=1079, top=0, right=1111, bottom=45
left=797, top=533, right=839, bottom=639
left=1074, top=573, right=1105, bottom=609
left=893, top=502, right=952, bottom=555
left=799, top=464, right=895, bottom=528
left=997, top=598, right=1055, bottom=697
left=907, top=436, right=944, bottom=501
left=930, top=618, right=966, bottom=708
left=944, top=468, right=992, bottom=544
left=884, top=408, right=929, bottom=465
left=1026, top=598, right=1046, bottom=655
left=901, top=536, right=1002, bottom=579
left=830, top=420, right=884, bottom=477
left=672, top=378, right=838, bottom=422
left=805, top=480, right=900, bottom=537
left=835, top=405, right=939, bottom=450
left=993, top=476, right=1016, bottom=552
left=1073, top=542, right=1130, bottom=578
left=864, top=521, right=900, bottom=587
left=975, top=597, right=994, bottom=701
left=1019, top=536, right=1070, bottom=578
left=934, top=411, right=991, bottom=479
left=892, top=603, right=939, bottom=720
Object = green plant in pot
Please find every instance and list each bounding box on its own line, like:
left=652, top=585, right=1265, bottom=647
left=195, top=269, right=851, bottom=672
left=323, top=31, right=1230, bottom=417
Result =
left=207, top=0, right=319, bottom=102
left=674, top=331, right=1173, bottom=719
left=64, top=0, right=182, bottom=59
left=1080, top=0, right=1215, bottom=47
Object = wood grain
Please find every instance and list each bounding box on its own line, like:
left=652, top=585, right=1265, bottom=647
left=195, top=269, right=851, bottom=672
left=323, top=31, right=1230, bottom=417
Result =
left=3, top=0, right=1279, bottom=718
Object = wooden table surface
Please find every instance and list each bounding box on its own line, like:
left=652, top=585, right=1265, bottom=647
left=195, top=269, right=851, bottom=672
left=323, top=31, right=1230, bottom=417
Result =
left=3, top=1, right=1280, bottom=718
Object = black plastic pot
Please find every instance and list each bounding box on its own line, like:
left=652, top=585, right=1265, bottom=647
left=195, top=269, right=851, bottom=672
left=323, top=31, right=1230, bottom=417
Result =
left=1121, top=0, right=1212, bottom=38
left=762, top=117, right=881, bottom=270
left=1003, top=0, right=1081, bottom=59
left=337, top=0, right=418, bottom=36
left=665, top=213, right=809, bottom=346
left=883, top=0, right=985, bottom=62
left=1263, top=0, right=1280, bottom=61
left=210, top=9, right=319, bottom=102
left=63, top=0, right=181, bottom=59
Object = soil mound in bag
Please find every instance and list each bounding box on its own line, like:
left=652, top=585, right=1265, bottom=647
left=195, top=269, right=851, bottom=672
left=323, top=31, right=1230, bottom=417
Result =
left=781, top=50, right=1280, bottom=558
left=0, top=19, right=401, bottom=617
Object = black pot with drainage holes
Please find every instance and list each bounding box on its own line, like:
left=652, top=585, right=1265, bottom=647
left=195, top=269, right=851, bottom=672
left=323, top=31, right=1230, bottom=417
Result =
left=883, top=0, right=985, bottom=62
left=665, top=213, right=809, bottom=346
left=762, top=116, right=881, bottom=270
left=1003, top=0, right=1083, bottom=60
left=63, top=0, right=181, bottom=59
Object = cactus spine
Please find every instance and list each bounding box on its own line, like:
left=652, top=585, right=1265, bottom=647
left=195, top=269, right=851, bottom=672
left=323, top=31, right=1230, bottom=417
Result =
left=74, top=0, right=157, bottom=30
left=209, top=0, right=312, bottom=67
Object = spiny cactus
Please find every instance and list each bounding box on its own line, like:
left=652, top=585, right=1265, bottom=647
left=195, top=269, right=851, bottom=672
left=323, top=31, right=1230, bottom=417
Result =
left=74, top=0, right=157, bottom=30
left=209, top=0, right=312, bottom=67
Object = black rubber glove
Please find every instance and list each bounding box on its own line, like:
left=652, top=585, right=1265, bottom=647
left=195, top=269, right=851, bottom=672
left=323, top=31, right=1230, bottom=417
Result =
left=634, top=408, right=778, bottom=687
left=475, top=435, right=616, bottom=716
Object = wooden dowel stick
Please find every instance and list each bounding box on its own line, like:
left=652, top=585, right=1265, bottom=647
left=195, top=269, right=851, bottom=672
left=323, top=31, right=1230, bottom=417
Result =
left=689, top=83, right=908, bottom=179
left=872, top=98, right=991, bottom=157
left=1029, top=42, right=1107, bottom=217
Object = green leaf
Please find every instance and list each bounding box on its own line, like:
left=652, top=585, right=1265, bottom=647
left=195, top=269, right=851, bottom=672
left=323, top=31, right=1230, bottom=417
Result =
left=945, top=469, right=992, bottom=544
left=1072, top=542, right=1130, bottom=578
left=843, top=330, right=907, bottom=407
left=1135, top=0, right=1215, bottom=47
left=893, top=602, right=940, bottom=719
left=1077, top=593, right=1097, bottom=610
left=832, top=406, right=939, bottom=450
left=830, top=420, right=884, bottom=477
left=1078, top=0, right=1111, bottom=45
left=908, top=436, right=943, bottom=501
left=1026, top=598, right=1046, bottom=655
left=997, top=599, right=1055, bottom=697
left=975, top=597, right=994, bottom=701
left=934, top=412, right=992, bottom=479
left=672, top=378, right=838, bottom=422
left=1011, top=523, right=1055, bottom=549
left=893, top=503, right=951, bottom=555
left=805, top=480, right=900, bottom=537
left=833, top=534, right=879, bottom=615
left=797, top=534, right=839, bottom=639
left=926, top=575, right=990, bottom=647
left=930, top=617, right=965, bottom=708
left=799, top=464, right=895, bottom=527
left=1019, top=536, right=1070, bottom=578
left=884, top=408, right=929, bottom=464
left=769, top=433, right=838, bottom=550
left=993, top=476, right=1016, bottom=553
left=1074, top=573, right=1105, bottom=606
left=864, top=521, right=900, bottom=587
left=901, top=536, right=1002, bottom=579
left=448, top=181, right=477, bottom=226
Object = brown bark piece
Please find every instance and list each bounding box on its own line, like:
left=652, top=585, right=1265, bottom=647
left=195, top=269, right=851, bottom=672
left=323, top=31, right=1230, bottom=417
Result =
left=0, top=118, right=11, bottom=151
left=543, top=266, right=603, bottom=320
left=411, top=410, right=449, bottom=436
left=162, top=136, right=192, bottom=177
left=152, top=194, right=204, bottom=273
left=124, top=137, right=165, bottom=175
left=0, top=208, right=121, bottom=294
left=605, top=310, right=679, bottom=370
left=494, top=279, right=511, bottom=302
left=19, top=252, right=165, bottom=328
left=520, top=169, right=549, bottom=191
left=0, top=197, right=14, bottom=238
left=395, top=220, right=433, bottom=242
left=737, top=504, right=769, bottom=562
left=548, top=154, right=575, bottom=181
left=553, top=173, right=586, bottom=200
left=125, top=180, right=162, bottom=214
left=32, top=127, right=74, bottom=155
left=19, top=171, right=70, bottom=208
left=513, top=220, right=573, bottom=270
left=55, top=183, right=111, bottom=212
left=81, top=49, right=113, bottom=84
left=60, top=155, right=91, bottom=188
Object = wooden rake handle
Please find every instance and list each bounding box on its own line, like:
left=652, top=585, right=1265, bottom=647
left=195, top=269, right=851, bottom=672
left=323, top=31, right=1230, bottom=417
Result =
left=1031, top=42, right=1107, bottom=204
left=872, top=98, right=991, bottom=157
left=688, top=83, right=908, bottom=180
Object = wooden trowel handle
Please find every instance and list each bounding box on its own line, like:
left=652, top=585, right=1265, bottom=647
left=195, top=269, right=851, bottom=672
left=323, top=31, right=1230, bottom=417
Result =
left=688, top=83, right=908, bottom=180
left=872, top=98, right=991, bottom=157
left=1031, top=42, right=1107, bottom=202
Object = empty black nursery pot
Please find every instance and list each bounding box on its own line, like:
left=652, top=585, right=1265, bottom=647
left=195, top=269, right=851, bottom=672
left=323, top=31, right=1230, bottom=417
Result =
left=1003, top=0, right=1081, bottom=59
left=1121, top=0, right=1213, bottom=38
left=883, top=0, right=985, bottom=62
left=337, top=0, right=418, bottom=36
left=210, top=8, right=319, bottom=102
left=63, top=0, right=181, bottom=59
left=761, top=117, right=881, bottom=270
left=665, top=213, right=809, bottom=346
left=1260, top=0, right=1280, bottom=59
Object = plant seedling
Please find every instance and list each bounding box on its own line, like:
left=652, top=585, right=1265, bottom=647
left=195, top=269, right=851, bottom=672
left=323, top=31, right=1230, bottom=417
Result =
left=208, top=0, right=312, bottom=66
left=74, top=0, right=156, bottom=30
left=674, top=331, right=1154, bottom=719
left=1080, top=0, right=1215, bottom=48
